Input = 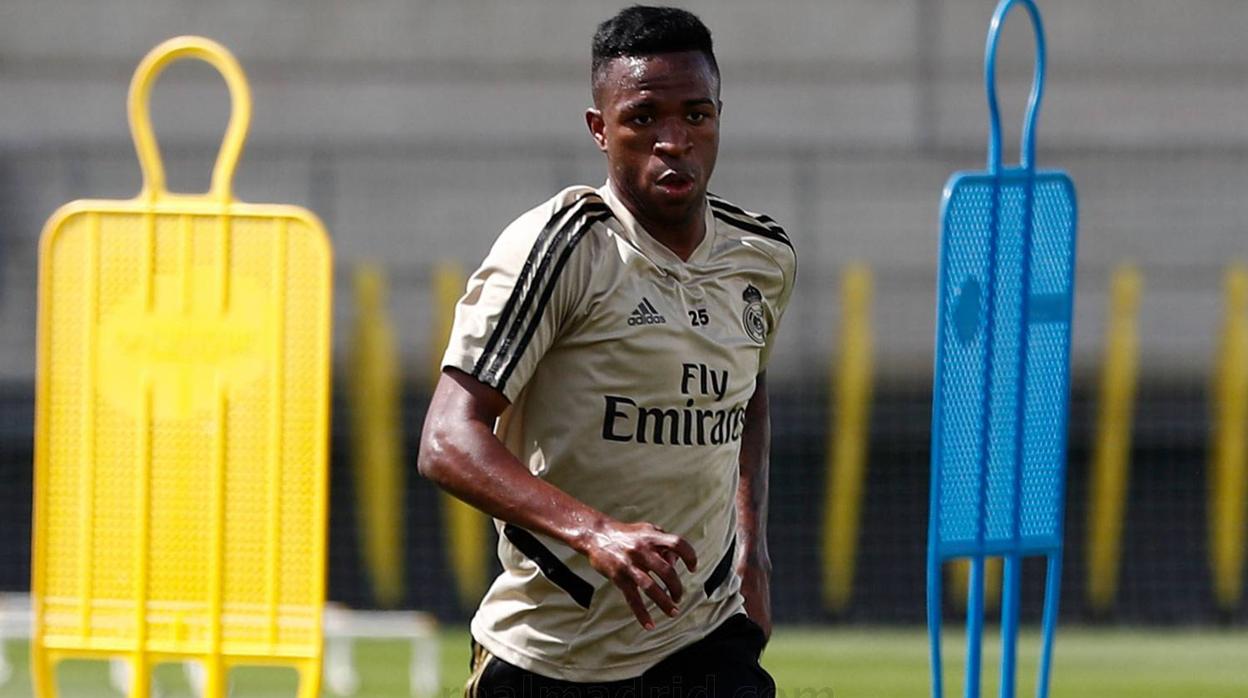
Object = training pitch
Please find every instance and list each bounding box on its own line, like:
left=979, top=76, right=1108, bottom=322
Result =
left=2, top=626, right=1245, bottom=697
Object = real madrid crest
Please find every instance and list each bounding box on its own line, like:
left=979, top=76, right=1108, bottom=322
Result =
left=742, top=284, right=767, bottom=344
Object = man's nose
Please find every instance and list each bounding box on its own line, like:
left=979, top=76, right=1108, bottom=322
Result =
left=654, top=120, right=693, bottom=156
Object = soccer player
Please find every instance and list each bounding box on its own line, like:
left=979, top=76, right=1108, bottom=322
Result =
left=418, top=5, right=796, bottom=696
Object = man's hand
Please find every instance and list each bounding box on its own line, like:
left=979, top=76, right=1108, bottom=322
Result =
left=421, top=370, right=691, bottom=629
left=578, top=521, right=698, bottom=630
left=420, top=369, right=701, bottom=632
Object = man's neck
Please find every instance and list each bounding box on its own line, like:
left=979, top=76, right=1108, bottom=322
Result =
left=611, top=183, right=706, bottom=262
left=638, top=207, right=706, bottom=262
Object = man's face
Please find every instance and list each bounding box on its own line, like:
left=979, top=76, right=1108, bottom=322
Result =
left=587, top=51, right=721, bottom=231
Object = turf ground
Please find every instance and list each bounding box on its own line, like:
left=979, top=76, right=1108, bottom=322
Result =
left=2, top=626, right=1245, bottom=697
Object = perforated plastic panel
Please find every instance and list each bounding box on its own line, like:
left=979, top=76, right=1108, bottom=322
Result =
left=37, top=209, right=330, bottom=646
left=931, top=170, right=1076, bottom=556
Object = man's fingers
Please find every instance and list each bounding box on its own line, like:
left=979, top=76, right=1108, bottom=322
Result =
left=665, top=536, right=699, bottom=573
left=644, top=552, right=684, bottom=606
left=632, top=568, right=679, bottom=618
left=591, top=524, right=699, bottom=628
left=614, top=576, right=655, bottom=630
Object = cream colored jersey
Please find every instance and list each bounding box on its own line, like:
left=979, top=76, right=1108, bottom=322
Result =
left=441, top=182, right=796, bottom=682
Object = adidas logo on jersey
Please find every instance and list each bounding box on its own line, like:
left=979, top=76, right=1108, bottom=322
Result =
left=627, top=298, right=667, bottom=326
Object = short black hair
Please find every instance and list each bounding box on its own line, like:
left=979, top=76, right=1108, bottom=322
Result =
left=591, top=5, right=719, bottom=87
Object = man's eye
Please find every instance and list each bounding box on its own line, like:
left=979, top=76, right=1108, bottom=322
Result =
left=688, top=112, right=707, bottom=124
left=631, top=115, right=654, bottom=126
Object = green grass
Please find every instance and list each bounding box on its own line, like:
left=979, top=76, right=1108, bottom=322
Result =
left=3, top=626, right=1245, bottom=697
left=766, top=627, right=1248, bottom=698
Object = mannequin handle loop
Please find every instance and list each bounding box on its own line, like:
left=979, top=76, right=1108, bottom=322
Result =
left=985, top=0, right=1047, bottom=173
left=128, top=36, right=251, bottom=202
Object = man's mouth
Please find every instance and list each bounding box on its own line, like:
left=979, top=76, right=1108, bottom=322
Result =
left=655, top=170, right=695, bottom=196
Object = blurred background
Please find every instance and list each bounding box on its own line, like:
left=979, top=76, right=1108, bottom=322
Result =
left=0, top=0, right=1246, bottom=663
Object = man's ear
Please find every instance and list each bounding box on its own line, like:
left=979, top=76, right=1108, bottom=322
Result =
left=585, top=108, right=608, bottom=152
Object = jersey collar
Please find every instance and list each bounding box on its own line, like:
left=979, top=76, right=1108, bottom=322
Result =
left=599, top=181, right=717, bottom=270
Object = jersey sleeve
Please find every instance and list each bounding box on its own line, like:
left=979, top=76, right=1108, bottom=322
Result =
left=441, top=190, right=606, bottom=402
left=758, top=239, right=797, bottom=373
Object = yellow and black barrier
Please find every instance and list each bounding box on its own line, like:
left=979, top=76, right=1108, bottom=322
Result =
left=950, top=558, right=1002, bottom=613
left=348, top=264, right=406, bottom=608
left=1210, top=264, right=1248, bottom=613
left=1086, top=264, right=1143, bottom=613
left=821, top=264, right=874, bottom=613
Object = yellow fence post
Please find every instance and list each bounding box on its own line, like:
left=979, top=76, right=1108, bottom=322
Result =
left=949, top=558, right=1002, bottom=614
left=430, top=262, right=489, bottom=609
left=1087, top=263, right=1143, bottom=613
left=822, top=264, right=874, bottom=613
left=1210, top=263, right=1248, bottom=614
left=348, top=264, right=406, bottom=608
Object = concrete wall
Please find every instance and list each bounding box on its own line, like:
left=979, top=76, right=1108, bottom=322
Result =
left=1, top=0, right=1246, bottom=382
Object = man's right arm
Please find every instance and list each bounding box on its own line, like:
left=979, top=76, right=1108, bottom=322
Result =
left=417, top=367, right=698, bottom=629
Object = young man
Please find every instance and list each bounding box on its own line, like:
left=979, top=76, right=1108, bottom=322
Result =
left=419, top=6, right=796, bottom=695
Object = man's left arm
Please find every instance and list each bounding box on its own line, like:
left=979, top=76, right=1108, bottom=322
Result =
left=737, top=370, right=772, bottom=641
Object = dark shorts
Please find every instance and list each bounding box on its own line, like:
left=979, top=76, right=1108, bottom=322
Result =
left=465, top=614, right=775, bottom=698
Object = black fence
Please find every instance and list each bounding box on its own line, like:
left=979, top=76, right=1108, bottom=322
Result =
left=1, top=376, right=1243, bottom=626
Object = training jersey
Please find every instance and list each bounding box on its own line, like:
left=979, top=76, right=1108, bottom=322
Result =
left=441, top=182, right=796, bottom=682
